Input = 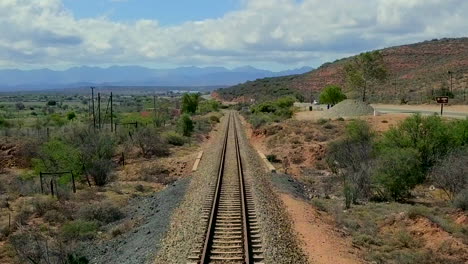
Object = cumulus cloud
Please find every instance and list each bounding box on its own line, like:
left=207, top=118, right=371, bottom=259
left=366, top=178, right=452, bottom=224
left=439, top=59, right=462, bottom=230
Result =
left=0, top=0, right=467, bottom=69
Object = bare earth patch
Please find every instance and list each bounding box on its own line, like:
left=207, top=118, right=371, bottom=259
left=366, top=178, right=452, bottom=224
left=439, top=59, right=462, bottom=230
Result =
left=279, top=193, right=362, bottom=264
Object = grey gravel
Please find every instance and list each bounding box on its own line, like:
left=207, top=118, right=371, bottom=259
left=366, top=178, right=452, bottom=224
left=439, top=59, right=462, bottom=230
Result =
left=82, top=178, right=190, bottom=264
left=322, top=99, right=374, bottom=118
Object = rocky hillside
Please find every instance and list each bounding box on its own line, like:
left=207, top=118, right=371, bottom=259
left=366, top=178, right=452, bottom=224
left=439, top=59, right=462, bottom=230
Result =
left=216, top=38, right=468, bottom=103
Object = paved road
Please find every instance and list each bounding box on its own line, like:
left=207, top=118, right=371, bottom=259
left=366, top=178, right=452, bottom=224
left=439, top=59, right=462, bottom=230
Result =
left=374, top=107, right=468, bottom=119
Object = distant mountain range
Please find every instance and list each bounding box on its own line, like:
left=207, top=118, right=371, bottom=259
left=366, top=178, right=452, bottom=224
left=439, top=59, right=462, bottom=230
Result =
left=0, top=65, right=313, bottom=92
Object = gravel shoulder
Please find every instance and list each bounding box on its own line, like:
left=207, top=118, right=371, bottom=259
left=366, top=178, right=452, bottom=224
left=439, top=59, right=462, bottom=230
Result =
left=153, top=114, right=227, bottom=263
left=82, top=178, right=190, bottom=264
left=235, top=113, right=309, bottom=264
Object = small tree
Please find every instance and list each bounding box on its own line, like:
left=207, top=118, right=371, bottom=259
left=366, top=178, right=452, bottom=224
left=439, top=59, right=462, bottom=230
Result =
left=178, top=114, right=194, bottom=137
left=319, top=85, right=347, bottom=106
left=431, top=148, right=468, bottom=200
left=15, top=102, right=25, bottom=110
left=327, top=120, right=374, bottom=208
left=344, top=51, right=387, bottom=102
left=181, top=93, right=200, bottom=114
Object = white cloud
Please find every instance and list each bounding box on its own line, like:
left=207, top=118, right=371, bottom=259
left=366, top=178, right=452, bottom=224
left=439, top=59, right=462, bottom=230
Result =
left=0, top=0, right=467, bottom=69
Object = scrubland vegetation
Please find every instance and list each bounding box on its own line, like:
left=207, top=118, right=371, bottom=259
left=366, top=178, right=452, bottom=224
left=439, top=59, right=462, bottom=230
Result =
left=245, top=95, right=468, bottom=263
left=0, top=92, right=221, bottom=263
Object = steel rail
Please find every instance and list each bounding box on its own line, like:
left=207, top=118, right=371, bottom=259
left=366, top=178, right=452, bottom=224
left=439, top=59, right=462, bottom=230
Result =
left=199, top=113, right=231, bottom=263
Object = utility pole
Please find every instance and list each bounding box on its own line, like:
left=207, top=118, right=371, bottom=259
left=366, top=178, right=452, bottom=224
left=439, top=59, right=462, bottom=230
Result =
left=110, top=92, right=114, bottom=132
left=91, top=87, right=96, bottom=130
left=448, top=71, right=453, bottom=93
left=153, top=95, right=157, bottom=127
left=98, top=92, right=101, bottom=130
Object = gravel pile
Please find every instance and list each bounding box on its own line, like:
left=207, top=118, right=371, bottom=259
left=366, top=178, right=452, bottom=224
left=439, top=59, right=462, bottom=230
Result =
left=322, top=99, right=374, bottom=118
left=235, top=114, right=309, bottom=264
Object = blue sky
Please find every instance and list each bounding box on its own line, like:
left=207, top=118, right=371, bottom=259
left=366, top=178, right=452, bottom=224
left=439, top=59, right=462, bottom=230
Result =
left=63, top=0, right=241, bottom=25
left=0, top=0, right=467, bottom=71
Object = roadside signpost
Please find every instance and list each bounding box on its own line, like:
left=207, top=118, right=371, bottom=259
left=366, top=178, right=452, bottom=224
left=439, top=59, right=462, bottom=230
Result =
left=436, top=96, right=449, bottom=116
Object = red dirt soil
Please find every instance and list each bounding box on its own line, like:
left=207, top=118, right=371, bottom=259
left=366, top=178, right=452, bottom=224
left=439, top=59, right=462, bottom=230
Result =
left=280, top=193, right=363, bottom=264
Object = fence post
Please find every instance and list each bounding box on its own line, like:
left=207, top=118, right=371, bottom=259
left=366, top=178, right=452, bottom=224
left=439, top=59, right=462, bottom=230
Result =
left=71, top=171, right=76, bottom=193
left=40, top=172, right=44, bottom=194
left=50, top=179, right=54, bottom=197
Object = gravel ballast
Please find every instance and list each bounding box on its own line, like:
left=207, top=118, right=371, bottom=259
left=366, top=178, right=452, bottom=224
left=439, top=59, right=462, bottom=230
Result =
left=154, top=111, right=308, bottom=263
left=322, top=99, right=374, bottom=119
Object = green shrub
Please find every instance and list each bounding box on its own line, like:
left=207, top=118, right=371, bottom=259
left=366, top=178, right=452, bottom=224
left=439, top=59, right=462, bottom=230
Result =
left=346, top=119, right=373, bottom=142
left=317, top=118, right=328, bottom=125
left=177, top=114, right=194, bottom=137
left=407, top=205, right=430, bottom=220
left=374, top=147, right=423, bottom=200
left=249, top=113, right=272, bottom=129
left=454, top=189, right=468, bottom=211
left=379, top=114, right=457, bottom=174
left=198, top=100, right=220, bottom=114
left=209, top=115, right=220, bottom=123
left=266, top=154, right=279, bottom=163
left=164, top=131, right=186, bottom=146
left=61, top=220, right=98, bottom=240
left=67, top=112, right=76, bottom=120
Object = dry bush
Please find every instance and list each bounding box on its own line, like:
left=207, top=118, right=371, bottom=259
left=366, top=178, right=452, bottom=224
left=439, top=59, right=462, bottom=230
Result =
left=431, top=148, right=468, bottom=200
left=31, top=195, right=57, bottom=217
left=44, top=210, right=67, bottom=224
left=139, top=165, right=176, bottom=185
left=290, top=152, right=306, bottom=164
left=15, top=139, right=41, bottom=168
left=76, top=202, right=124, bottom=225
left=133, top=127, right=170, bottom=158
left=14, top=206, right=33, bottom=226
left=110, top=219, right=137, bottom=238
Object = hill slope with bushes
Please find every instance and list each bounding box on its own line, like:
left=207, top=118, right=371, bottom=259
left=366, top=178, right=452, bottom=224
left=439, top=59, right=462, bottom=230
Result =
left=215, top=38, right=468, bottom=103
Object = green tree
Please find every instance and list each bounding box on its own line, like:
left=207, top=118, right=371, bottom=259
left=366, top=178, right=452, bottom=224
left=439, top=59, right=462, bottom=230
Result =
left=178, top=114, right=194, bottom=137
left=181, top=93, right=200, bottom=114
left=33, top=140, right=82, bottom=178
left=344, top=51, right=387, bottom=102
left=319, top=85, right=347, bottom=106
left=67, top=112, right=76, bottom=120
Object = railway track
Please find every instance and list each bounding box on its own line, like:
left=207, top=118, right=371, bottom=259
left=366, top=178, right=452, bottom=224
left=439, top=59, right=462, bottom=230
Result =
left=189, top=112, right=263, bottom=264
